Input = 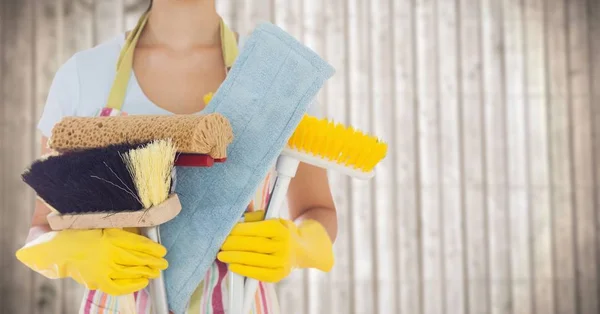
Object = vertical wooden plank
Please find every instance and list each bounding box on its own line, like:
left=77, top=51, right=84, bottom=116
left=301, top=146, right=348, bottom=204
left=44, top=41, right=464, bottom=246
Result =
left=303, top=0, right=331, bottom=312
left=0, top=1, right=6, bottom=309
left=33, top=2, right=64, bottom=313
left=323, top=0, right=352, bottom=312
left=370, top=0, right=397, bottom=312
left=61, top=1, right=94, bottom=311
left=524, top=0, right=555, bottom=313
left=481, top=0, right=512, bottom=312
left=590, top=1, right=600, bottom=311
left=503, top=1, right=533, bottom=314
left=437, top=0, right=466, bottom=313
left=567, top=1, right=598, bottom=313
left=272, top=1, right=308, bottom=313
left=94, top=0, right=125, bottom=45
left=0, top=1, right=5, bottom=309
left=1, top=0, right=35, bottom=313
left=459, top=0, right=489, bottom=312
left=416, top=0, right=443, bottom=313
left=546, top=0, right=578, bottom=313
left=394, top=0, right=421, bottom=313
left=347, top=0, right=376, bottom=312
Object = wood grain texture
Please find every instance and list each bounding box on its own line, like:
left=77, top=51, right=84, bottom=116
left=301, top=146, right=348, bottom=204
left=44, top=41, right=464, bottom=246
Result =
left=567, top=1, right=598, bottom=313
left=393, top=0, right=422, bottom=313
left=347, top=0, right=377, bottom=312
left=459, top=0, right=490, bottom=313
left=546, top=0, right=578, bottom=313
left=1, top=1, right=599, bottom=313
left=503, top=1, right=533, bottom=314
left=481, top=0, right=512, bottom=312
left=415, top=0, right=444, bottom=313
left=590, top=1, right=600, bottom=313
left=0, top=0, right=6, bottom=309
left=437, top=0, right=466, bottom=313
left=1, top=1, right=35, bottom=313
left=524, top=0, right=555, bottom=313
left=370, top=0, right=397, bottom=312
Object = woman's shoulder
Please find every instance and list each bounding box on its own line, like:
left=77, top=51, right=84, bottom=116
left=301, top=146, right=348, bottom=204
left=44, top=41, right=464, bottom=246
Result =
left=49, top=34, right=126, bottom=116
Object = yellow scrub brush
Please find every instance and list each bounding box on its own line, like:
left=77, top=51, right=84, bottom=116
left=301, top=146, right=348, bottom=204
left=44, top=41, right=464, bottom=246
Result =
left=239, top=114, right=388, bottom=313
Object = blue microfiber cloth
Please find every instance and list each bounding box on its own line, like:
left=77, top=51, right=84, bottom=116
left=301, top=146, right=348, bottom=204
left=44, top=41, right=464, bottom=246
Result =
left=159, top=22, right=335, bottom=313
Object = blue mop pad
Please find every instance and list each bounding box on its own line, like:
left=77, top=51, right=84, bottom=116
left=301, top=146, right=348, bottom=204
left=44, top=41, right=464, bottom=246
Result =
left=159, top=22, right=335, bottom=313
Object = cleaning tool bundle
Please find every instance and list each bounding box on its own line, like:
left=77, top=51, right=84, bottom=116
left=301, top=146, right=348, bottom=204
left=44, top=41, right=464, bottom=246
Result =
left=149, top=22, right=335, bottom=313
left=239, top=114, right=388, bottom=313
left=18, top=139, right=180, bottom=314
left=22, top=141, right=181, bottom=230
left=39, top=19, right=336, bottom=313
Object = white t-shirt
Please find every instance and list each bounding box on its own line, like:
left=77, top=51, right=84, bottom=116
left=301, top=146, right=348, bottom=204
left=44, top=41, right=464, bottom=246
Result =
left=38, top=34, right=321, bottom=137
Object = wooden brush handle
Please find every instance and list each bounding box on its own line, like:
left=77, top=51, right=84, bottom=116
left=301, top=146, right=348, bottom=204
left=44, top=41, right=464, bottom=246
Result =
left=47, top=194, right=182, bottom=230
left=48, top=114, right=233, bottom=159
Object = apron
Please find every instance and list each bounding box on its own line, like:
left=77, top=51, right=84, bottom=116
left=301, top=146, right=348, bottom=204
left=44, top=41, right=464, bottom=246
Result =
left=79, top=11, right=280, bottom=314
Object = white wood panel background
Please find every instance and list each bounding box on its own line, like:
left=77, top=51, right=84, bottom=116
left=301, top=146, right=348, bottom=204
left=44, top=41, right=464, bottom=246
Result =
left=0, top=0, right=599, bottom=313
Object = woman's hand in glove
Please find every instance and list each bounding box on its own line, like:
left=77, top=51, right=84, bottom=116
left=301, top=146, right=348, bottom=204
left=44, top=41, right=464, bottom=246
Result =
left=16, top=228, right=168, bottom=295
left=217, top=212, right=334, bottom=283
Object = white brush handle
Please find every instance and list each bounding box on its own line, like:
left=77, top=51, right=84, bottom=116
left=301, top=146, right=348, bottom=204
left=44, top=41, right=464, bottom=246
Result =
left=141, top=226, right=170, bottom=314
left=281, top=148, right=375, bottom=180
left=228, top=216, right=245, bottom=314
left=241, top=155, right=300, bottom=314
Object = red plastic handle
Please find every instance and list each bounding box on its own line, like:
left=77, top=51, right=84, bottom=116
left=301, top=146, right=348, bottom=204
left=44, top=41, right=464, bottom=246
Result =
left=174, top=154, right=227, bottom=167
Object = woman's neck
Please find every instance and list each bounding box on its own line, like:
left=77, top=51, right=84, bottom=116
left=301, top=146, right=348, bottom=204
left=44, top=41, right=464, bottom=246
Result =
left=141, top=0, right=220, bottom=50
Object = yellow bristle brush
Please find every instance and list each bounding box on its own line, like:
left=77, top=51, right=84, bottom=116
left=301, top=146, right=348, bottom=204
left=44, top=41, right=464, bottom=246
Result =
left=236, top=114, right=388, bottom=314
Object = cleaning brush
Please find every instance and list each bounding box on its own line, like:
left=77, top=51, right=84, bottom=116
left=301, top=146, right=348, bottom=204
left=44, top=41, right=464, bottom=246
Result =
left=23, top=141, right=181, bottom=230
left=22, top=139, right=179, bottom=314
left=238, top=114, right=388, bottom=314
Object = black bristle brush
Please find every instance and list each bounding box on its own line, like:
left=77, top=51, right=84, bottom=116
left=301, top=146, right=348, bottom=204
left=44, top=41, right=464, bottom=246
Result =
left=23, top=143, right=146, bottom=214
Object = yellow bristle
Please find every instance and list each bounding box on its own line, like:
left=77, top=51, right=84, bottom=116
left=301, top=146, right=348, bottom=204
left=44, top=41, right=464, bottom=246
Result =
left=287, top=115, right=388, bottom=173
left=122, top=139, right=177, bottom=209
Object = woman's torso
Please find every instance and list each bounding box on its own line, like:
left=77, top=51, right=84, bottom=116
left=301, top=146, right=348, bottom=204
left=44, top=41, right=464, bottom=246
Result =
left=74, top=33, right=280, bottom=314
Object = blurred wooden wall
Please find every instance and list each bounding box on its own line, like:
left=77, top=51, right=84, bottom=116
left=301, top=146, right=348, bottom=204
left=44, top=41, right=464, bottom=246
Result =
left=1, top=0, right=599, bottom=313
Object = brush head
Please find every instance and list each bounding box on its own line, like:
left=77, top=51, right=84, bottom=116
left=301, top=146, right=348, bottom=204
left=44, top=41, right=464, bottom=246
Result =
left=22, top=143, right=148, bottom=215
left=122, top=139, right=177, bottom=209
left=286, top=115, right=388, bottom=177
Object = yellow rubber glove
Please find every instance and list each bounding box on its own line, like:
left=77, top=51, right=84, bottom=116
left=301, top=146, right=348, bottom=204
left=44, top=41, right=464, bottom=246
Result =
left=217, top=212, right=334, bottom=283
left=16, top=228, right=168, bottom=295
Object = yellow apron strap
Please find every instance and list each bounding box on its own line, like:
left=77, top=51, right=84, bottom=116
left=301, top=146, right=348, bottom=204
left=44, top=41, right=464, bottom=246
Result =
left=106, top=12, right=149, bottom=110
left=105, top=12, right=239, bottom=111
left=221, top=19, right=239, bottom=70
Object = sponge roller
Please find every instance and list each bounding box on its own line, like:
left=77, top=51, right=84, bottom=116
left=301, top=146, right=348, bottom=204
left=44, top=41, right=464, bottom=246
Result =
left=48, top=113, right=234, bottom=159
